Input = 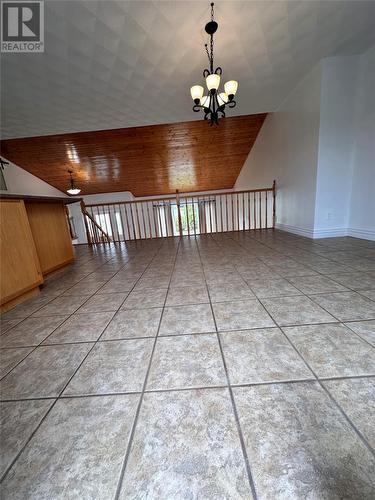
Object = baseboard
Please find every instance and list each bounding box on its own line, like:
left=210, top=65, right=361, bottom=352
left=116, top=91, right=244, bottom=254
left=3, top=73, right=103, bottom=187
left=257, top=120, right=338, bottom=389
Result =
left=347, top=227, right=375, bottom=241
left=312, top=228, right=349, bottom=238
left=275, top=223, right=315, bottom=238
left=276, top=223, right=375, bottom=241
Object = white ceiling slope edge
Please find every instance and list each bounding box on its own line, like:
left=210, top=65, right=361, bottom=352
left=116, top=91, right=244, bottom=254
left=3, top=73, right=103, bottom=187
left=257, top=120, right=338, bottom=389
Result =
left=1, top=0, right=375, bottom=139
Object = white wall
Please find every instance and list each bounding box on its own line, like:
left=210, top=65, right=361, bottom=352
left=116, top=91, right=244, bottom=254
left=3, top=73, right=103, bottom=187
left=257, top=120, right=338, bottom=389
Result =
left=1, top=160, right=67, bottom=197
left=314, top=56, right=359, bottom=236
left=235, top=46, right=375, bottom=240
left=235, top=64, right=322, bottom=237
left=348, top=46, right=375, bottom=239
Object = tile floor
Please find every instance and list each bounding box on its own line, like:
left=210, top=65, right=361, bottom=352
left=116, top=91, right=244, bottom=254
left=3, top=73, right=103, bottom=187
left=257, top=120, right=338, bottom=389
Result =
left=1, top=230, right=375, bottom=499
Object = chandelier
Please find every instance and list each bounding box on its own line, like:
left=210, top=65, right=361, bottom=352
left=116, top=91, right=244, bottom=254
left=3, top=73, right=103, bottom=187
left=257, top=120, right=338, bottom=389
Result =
left=190, top=2, right=238, bottom=125
left=67, top=170, right=81, bottom=195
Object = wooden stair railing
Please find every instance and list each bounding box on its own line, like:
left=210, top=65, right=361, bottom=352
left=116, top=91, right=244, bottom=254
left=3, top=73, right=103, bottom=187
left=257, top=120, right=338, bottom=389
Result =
left=82, top=181, right=276, bottom=243
left=80, top=201, right=111, bottom=243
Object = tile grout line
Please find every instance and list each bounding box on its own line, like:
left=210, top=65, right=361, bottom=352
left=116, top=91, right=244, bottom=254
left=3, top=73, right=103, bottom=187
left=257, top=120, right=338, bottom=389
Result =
left=0, top=240, right=164, bottom=484
left=196, top=235, right=259, bottom=500
left=113, top=238, right=181, bottom=500
left=2, top=373, right=375, bottom=404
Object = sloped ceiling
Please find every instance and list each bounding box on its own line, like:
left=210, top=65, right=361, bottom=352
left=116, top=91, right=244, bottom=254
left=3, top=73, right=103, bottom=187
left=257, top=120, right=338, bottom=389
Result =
left=0, top=114, right=267, bottom=196
left=1, top=0, right=374, bottom=139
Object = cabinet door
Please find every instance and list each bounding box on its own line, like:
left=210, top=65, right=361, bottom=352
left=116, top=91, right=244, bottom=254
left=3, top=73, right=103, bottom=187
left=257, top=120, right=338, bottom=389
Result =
left=0, top=200, right=43, bottom=305
left=25, top=202, right=74, bottom=275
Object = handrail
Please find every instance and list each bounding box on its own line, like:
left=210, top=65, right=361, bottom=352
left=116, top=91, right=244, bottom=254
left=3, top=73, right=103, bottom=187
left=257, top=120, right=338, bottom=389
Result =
left=85, top=186, right=275, bottom=208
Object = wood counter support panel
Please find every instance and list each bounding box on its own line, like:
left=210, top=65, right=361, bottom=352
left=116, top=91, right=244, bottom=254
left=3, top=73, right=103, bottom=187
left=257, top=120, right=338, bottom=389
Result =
left=25, top=202, right=74, bottom=275
left=0, top=200, right=43, bottom=305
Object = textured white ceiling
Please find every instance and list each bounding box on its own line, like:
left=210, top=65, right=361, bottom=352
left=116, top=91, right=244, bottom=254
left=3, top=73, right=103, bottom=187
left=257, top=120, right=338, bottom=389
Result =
left=1, top=0, right=375, bottom=139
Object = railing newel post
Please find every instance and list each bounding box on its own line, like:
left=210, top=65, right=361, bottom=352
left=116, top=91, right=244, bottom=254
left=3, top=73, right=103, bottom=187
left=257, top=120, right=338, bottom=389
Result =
left=80, top=200, right=92, bottom=245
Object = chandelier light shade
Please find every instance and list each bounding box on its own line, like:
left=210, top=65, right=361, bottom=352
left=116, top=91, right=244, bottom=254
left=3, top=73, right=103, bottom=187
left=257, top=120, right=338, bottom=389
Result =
left=67, top=170, right=81, bottom=195
left=190, top=2, right=238, bottom=125
left=190, top=85, right=204, bottom=101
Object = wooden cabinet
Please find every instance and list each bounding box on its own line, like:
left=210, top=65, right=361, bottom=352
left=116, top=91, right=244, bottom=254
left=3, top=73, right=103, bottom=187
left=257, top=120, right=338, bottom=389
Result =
left=25, top=202, right=74, bottom=274
left=0, top=195, right=79, bottom=311
left=0, top=199, right=43, bottom=305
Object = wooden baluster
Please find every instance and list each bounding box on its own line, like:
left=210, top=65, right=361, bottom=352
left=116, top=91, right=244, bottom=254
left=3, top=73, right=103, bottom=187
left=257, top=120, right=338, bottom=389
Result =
left=272, top=180, right=276, bottom=230
left=129, top=204, right=136, bottom=240
left=146, top=202, right=152, bottom=238
left=207, top=195, right=212, bottom=233
left=236, top=193, right=239, bottom=231
left=265, top=191, right=268, bottom=229
left=220, top=195, right=223, bottom=232
left=107, top=204, right=115, bottom=242
left=259, top=192, right=262, bottom=230
left=191, top=196, right=196, bottom=236
left=176, top=190, right=183, bottom=237
left=247, top=192, right=251, bottom=230
left=226, top=194, right=229, bottom=232
left=242, top=193, right=245, bottom=231
left=254, top=192, right=256, bottom=230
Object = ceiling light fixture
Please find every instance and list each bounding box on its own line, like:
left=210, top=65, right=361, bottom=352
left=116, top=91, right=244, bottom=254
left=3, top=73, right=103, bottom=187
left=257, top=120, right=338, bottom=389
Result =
left=190, top=2, right=238, bottom=125
left=67, top=170, right=81, bottom=195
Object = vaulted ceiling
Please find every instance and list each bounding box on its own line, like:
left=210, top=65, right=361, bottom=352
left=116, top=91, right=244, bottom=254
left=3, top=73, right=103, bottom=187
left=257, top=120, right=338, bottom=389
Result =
left=1, top=1, right=374, bottom=139
left=0, top=114, right=266, bottom=196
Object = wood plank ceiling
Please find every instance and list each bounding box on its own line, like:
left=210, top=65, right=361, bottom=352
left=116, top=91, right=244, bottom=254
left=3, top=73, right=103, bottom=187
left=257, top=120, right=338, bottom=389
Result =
left=0, top=114, right=266, bottom=197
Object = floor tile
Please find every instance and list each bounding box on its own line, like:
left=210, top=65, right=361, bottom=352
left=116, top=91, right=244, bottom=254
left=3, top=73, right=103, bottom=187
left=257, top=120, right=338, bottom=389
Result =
left=97, top=280, right=136, bottom=294
left=1, top=395, right=139, bottom=500
left=165, top=286, right=209, bottom=306
left=102, top=308, right=162, bottom=340
left=220, top=328, right=312, bottom=384
left=208, top=282, right=255, bottom=302
left=119, top=389, right=252, bottom=498
left=344, top=320, right=375, bottom=346
left=78, top=292, right=128, bottom=313
left=0, top=344, right=92, bottom=399
left=234, top=382, right=375, bottom=499
left=287, top=275, right=349, bottom=294
left=44, top=312, right=114, bottom=344
left=62, top=281, right=105, bottom=296
left=284, top=323, right=375, bottom=377
left=0, top=347, right=33, bottom=379
left=359, top=289, right=375, bottom=301
left=261, top=295, right=336, bottom=326
left=135, top=275, right=171, bottom=290
left=2, top=296, right=54, bottom=319
left=213, top=300, right=275, bottom=331
left=0, top=318, right=23, bottom=335
left=32, top=295, right=90, bottom=317
left=247, top=278, right=302, bottom=298
left=323, top=377, right=375, bottom=447
left=147, top=334, right=226, bottom=390
left=0, top=316, right=68, bottom=347
left=326, top=272, right=375, bottom=291
left=0, top=399, right=53, bottom=478
left=269, top=263, right=317, bottom=277
left=159, top=304, right=215, bottom=335
left=63, top=339, right=153, bottom=395
left=121, top=288, right=167, bottom=309
left=310, top=291, right=375, bottom=321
